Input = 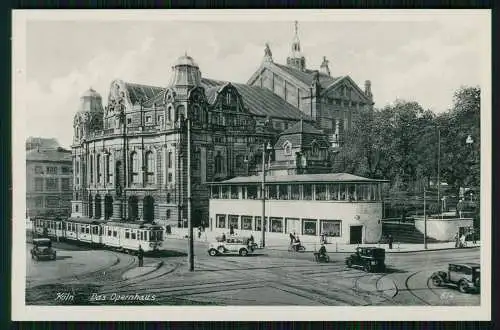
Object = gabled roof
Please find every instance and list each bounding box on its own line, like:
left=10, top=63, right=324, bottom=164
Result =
left=124, top=82, right=165, bottom=105
left=273, top=63, right=342, bottom=88
left=201, top=78, right=312, bottom=121
left=208, top=173, right=389, bottom=185
left=26, top=148, right=72, bottom=162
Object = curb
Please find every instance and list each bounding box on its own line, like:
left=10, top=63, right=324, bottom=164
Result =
left=122, top=260, right=164, bottom=280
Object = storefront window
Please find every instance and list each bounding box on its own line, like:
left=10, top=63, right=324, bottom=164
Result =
left=230, top=186, right=238, bottom=199
left=285, top=218, right=300, bottom=234
left=328, top=184, right=339, bottom=200
left=302, top=219, right=317, bottom=236
left=216, top=214, right=226, bottom=228
left=270, top=217, right=283, bottom=233
left=291, top=184, right=300, bottom=200
left=315, top=184, right=327, bottom=200
left=241, top=216, right=252, bottom=230
left=222, top=186, right=229, bottom=199
left=278, top=185, right=288, bottom=200
left=268, top=185, right=277, bottom=199
left=339, top=184, right=347, bottom=200
left=228, top=215, right=239, bottom=229
left=247, top=185, right=258, bottom=199
left=356, top=185, right=366, bottom=201
left=303, top=184, right=312, bottom=200
left=347, top=184, right=356, bottom=201
left=211, top=186, right=220, bottom=199
left=320, top=220, right=341, bottom=237
left=254, top=216, right=267, bottom=231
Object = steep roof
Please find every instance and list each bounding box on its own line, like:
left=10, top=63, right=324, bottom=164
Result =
left=273, top=63, right=342, bottom=88
left=124, top=82, right=165, bottom=105
left=201, top=78, right=312, bottom=121
left=209, top=173, right=389, bottom=185
left=26, top=148, right=72, bottom=163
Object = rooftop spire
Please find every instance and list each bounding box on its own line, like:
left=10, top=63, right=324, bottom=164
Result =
left=287, top=20, right=306, bottom=71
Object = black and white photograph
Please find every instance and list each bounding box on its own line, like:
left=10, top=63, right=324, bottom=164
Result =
left=12, top=10, right=491, bottom=321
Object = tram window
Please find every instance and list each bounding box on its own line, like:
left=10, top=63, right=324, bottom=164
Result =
left=157, top=231, right=163, bottom=241
left=92, top=226, right=99, bottom=235
left=131, top=232, right=136, bottom=240
left=113, top=231, right=117, bottom=237
left=108, top=230, right=112, bottom=236
left=58, top=223, right=62, bottom=230
left=81, top=226, right=85, bottom=233
left=86, top=226, right=90, bottom=234
left=125, top=231, right=130, bottom=239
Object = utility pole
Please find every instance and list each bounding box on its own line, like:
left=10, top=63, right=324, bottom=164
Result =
left=261, top=142, right=266, bottom=248
left=437, top=127, right=440, bottom=214
left=187, top=117, right=194, bottom=271
left=423, top=188, right=427, bottom=250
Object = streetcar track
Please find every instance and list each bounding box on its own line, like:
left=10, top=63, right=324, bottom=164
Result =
left=403, top=271, right=431, bottom=305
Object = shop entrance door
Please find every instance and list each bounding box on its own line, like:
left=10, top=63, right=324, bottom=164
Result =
left=350, top=226, right=363, bottom=244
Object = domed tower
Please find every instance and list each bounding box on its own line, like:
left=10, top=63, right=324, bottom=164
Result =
left=73, top=87, right=104, bottom=144
left=168, top=53, right=202, bottom=96
left=286, top=21, right=306, bottom=71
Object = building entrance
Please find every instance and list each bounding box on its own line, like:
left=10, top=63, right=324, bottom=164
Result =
left=350, top=225, right=363, bottom=244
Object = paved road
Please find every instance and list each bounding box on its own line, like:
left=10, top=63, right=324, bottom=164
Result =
left=25, top=237, right=481, bottom=306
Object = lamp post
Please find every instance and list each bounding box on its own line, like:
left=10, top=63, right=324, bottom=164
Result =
left=423, top=188, right=427, bottom=250
left=186, top=116, right=194, bottom=272
left=261, top=141, right=272, bottom=248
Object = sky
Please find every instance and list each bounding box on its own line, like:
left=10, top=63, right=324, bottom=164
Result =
left=20, top=10, right=489, bottom=148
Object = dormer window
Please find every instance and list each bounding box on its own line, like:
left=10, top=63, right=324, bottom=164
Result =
left=283, top=141, right=292, bottom=156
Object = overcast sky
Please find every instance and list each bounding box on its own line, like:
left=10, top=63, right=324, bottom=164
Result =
left=20, top=10, right=489, bottom=148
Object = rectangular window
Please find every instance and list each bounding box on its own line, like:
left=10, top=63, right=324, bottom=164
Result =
left=61, top=167, right=70, bottom=174
left=315, top=184, right=327, bottom=200
left=211, top=186, right=220, bottom=199
left=92, top=226, right=99, bottom=235
left=291, top=184, right=300, bottom=200
left=46, top=166, right=57, bottom=174
left=168, top=152, right=173, bottom=168
left=228, top=215, right=239, bottom=229
left=146, top=116, right=152, bottom=123
left=221, top=186, right=229, bottom=199
left=278, top=185, right=288, bottom=200
left=125, top=231, right=130, bottom=239
left=131, top=232, right=136, bottom=240
left=270, top=217, right=283, bottom=233
left=339, top=184, right=347, bottom=200
left=35, top=178, right=44, bottom=191
left=46, top=196, right=59, bottom=208
left=35, top=166, right=43, bottom=174
left=61, top=178, right=70, bottom=191
left=268, top=185, right=277, bottom=199
left=347, top=184, right=356, bottom=201
left=241, top=216, right=252, bottom=230
left=328, top=184, right=339, bottom=200
left=86, top=226, right=90, bottom=234
left=230, top=186, right=238, bottom=199
left=35, top=196, right=43, bottom=207
left=302, top=219, right=317, bottom=236
left=254, top=216, right=267, bottom=232
left=81, top=226, right=85, bottom=233
left=216, top=214, right=226, bottom=228
left=108, top=230, right=112, bottom=236
left=320, top=220, right=341, bottom=237
left=285, top=217, right=301, bottom=234
left=303, top=184, right=312, bottom=200
left=46, top=178, right=58, bottom=191
left=247, top=185, right=258, bottom=199
left=168, top=173, right=173, bottom=183
left=113, top=230, right=117, bottom=237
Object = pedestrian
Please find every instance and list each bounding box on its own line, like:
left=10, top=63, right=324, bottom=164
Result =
left=197, top=227, right=202, bottom=240
left=289, top=232, right=295, bottom=246
left=454, top=232, right=459, bottom=248
left=229, top=225, right=234, bottom=236
left=460, top=233, right=466, bottom=248
left=221, top=232, right=226, bottom=242
left=472, top=228, right=477, bottom=245
left=166, top=224, right=171, bottom=235
left=388, top=234, right=393, bottom=250
left=137, top=245, right=144, bottom=267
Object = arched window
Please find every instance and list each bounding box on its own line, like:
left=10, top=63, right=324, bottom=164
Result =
left=104, top=195, right=113, bottom=220
left=215, top=153, right=223, bottom=174
left=168, top=151, right=173, bottom=169
left=96, top=154, right=102, bottom=183
left=143, top=196, right=155, bottom=222
left=166, top=193, right=171, bottom=204
left=128, top=196, right=138, bottom=220
left=167, top=106, right=172, bottom=121
left=145, top=151, right=155, bottom=184
left=88, top=193, right=93, bottom=218
left=311, top=142, right=320, bottom=157
left=130, top=152, right=139, bottom=183
left=94, top=194, right=102, bottom=219
left=283, top=141, right=292, bottom=156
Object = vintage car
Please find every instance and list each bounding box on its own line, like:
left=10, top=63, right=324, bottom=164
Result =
left=345, top=247, right=386, bottom=272
left=430, top=263, right=480, bottom=293
left=31, top=238, right=56, bottom=261
left=208, top=236, right=257, bottom=257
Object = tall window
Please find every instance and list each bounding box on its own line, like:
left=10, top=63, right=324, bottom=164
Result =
left=96, top=154, right=102, bottom=183
left=35, top=166, right=43, bottom=174
left=35, top=178, right=44, bottom=191
left=90, top=155, right=94, bottom=183
left=106, top=155, right=112, bottom=183
left=46, top=166, right=57, bottom=174
left=168, top=151, right=173, bottom=168
left=46, top=178, right=58, bottom=191
left=130, top=152, right=139, bottom=184
left=215, top=154, right=223, bottom=174
left=145, top=151, right=155, bottom=184
left=61, top=178, right=70, bottom=191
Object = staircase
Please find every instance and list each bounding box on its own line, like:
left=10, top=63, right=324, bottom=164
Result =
left=382, top=222, right=442, bottom=244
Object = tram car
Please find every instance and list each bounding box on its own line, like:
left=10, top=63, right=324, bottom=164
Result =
left=31, top=216, right=164, bottom=253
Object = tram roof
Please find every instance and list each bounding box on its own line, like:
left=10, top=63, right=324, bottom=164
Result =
left=208, top=173, right=389, bottom=185
left=65, top=217, right=107, bottom=224
left=105, top=221, right=163, bottom=229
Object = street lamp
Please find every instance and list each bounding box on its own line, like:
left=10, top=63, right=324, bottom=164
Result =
left=423, top=188, right=428, bottom=250
left=261, top=141, right=272, bottom=248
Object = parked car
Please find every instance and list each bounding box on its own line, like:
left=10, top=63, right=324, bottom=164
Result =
left=31, top=238, right=56, bottom=261
left=345, top=247, right=386, bottom=272
left=208, top=236, right=256, bottom=256
left=430, top=263, right=480, bottom=293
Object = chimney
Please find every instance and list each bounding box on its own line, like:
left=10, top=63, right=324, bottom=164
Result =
left=320, top=56, right=330, bottom=76
left=364, top=80, right=373, bottom=100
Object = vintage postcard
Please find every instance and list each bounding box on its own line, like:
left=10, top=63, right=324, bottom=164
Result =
left=11, top=9, right=491, bottom=321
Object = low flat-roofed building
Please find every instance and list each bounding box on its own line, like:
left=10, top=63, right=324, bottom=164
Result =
left=208, top=173, right=388, bottom=244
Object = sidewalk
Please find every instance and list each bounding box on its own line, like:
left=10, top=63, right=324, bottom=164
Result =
left=121, top=260, right=163, bottom=280
left=168, top=228, right=480, bottom=254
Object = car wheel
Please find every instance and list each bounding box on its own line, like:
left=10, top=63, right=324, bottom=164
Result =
left=208, top=249, right=217, bottom=257
left=346, top=259, right=352, bottom=268
left=458, top=280, right=468, bottom=293
left=239, top=248, right=248, bottom=256
left=432, top=276, right=442, bottom=287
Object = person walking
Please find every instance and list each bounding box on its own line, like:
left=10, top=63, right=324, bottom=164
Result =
left=460, top=233, right=467, bottom=248
left=388, top=234, right=393, bottom=250
left=454, top=232, right=459, bottom=248
left=289, top=232, right=295, bottom=246
left=229, top=225, right=234, bottom=236
left=137, top=245, right=144, bottom=267
left=197, top=226, right=202, bottom=240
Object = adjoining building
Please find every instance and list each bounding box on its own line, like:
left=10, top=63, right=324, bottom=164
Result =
left=208, top=173, right=388, bottom=244
left=70, top=22, right=375, bottom=227
left=26, top=141, right=73, bottom=218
